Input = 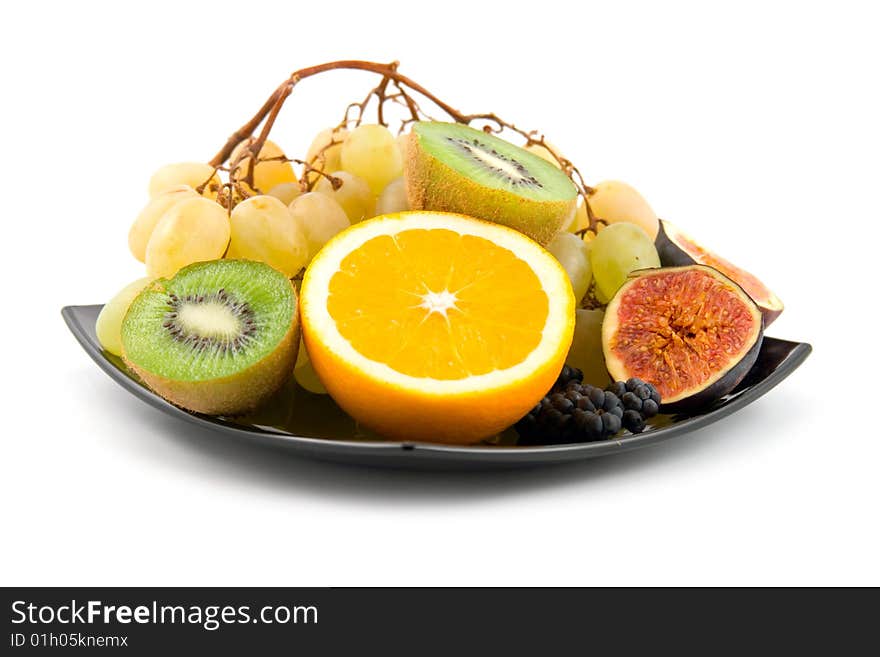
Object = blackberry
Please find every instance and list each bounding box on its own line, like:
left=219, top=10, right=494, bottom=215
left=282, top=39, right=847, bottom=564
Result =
left=549, top=393, right=573, bottom=413
left=642, top=399, right=659, bottom=417
left=622, top=409, right=646, bottom=434
left=515, top=381, right=626, bottom=444
left=623, top=378, right=661, bottom=408
left=606, top=380, right=627, bottom=399
left=514, top=374, right=664, bottom=445
left=553, top=365, right=583, bottom=392
left=606, top=379, right=662, bottom=434
left=602, top=412, right=622, bottom=434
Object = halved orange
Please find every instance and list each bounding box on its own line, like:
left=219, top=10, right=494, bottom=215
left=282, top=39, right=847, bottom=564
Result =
left=300, top=211, right=575, bottom=444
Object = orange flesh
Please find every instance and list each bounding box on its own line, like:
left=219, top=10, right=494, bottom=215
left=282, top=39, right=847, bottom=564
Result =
left=327, top=229, right=548, bottom=379
left=610, top=269, right=756, bottom=400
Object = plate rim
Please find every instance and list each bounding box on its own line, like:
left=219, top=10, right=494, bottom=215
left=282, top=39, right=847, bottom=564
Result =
left=62, top=304, right=812, bottom=465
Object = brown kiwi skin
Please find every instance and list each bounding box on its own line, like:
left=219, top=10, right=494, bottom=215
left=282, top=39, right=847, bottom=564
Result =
left=122, top=282, right=300, bottom=416
left=403, top=134, right=576, bottom=246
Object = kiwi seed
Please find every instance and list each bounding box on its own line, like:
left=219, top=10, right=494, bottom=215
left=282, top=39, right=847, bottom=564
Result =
left=446, top=136, right=542, bottom=190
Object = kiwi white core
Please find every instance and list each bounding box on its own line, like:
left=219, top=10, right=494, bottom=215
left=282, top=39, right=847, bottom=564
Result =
left=178, top=302, right=241, bottom=340
left=448, top=138, right=539, bottom=189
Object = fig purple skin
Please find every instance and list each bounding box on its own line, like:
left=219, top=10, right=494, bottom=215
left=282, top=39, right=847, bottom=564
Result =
left=602, top=265, right=764, bottom=412
left=655, top=220, right=783, bottom=327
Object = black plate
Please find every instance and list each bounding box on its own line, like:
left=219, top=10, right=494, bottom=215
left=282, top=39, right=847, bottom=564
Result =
left=63, top=305, right=811, bottom=469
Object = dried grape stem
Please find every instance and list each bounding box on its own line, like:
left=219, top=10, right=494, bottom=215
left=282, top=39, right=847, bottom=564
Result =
left=288, top=158, right=342, bottom=190
left=342, top=73, right=394, bottom=128
left=208, top=60, right=598, bottom=224
left=301, top=139, right=345, bottom=192
left=195, top=166, right=222, bottom=197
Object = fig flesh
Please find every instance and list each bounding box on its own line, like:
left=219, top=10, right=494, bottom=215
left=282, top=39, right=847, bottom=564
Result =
left=602, top=265, right=763, bottom=411
left=655, top=220, right=783, bottom=327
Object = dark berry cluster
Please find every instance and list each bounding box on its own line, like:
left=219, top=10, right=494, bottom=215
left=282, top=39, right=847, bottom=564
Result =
left=555, top=364, right=584, bottom=390
left=606, top=378, right=661, bottom=434
left=516, top=369, right=662, bottom=444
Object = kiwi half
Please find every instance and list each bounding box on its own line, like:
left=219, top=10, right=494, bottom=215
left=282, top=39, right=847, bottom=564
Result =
left=121, top=259, right=299, bottom=415
left=404, top=122, right=577, bottom=245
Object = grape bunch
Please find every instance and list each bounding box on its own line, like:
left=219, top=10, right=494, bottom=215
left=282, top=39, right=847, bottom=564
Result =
left=118, top=65, right=669, bottom=404
left=539, top=167, right=663, bottom=308
left=130, top=126, right=410, bottom=278
left=121, top=124, right=413, bottom=391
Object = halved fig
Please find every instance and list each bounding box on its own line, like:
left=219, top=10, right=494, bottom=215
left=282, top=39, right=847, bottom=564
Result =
left=602, top=265, right=763, bottom=411
left=655, top=220, right=784, bottom=326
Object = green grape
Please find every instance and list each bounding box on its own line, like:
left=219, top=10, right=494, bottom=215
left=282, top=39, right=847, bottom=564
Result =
left=96, top=277, right=153, bottom=356
left=129, top=185, right=198, bottom=262
left=148, top=162, right=220, bottom=198
left=565, top=309, right=612, bottom=387
left=314, top=171, right=375, bottom=224
left=590, top=222, right=660, bottom=299
left=340, top=124, right=403, bottom=194
left=546, top=231, right=592, bottom=304
left=144, top=197, right=230, bottom=278
left=288, top=192, right=350, bottom=261
left=375, top=177, right=409, bottom=215
left=228, top=195, right=308, bottom=277
left=267, top=182, right=303, bottom=206
left=294, top=338, right=327, bottom=394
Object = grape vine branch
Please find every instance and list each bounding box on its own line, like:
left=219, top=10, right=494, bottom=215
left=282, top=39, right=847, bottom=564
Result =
left=208, top=59, right=604, bottom=233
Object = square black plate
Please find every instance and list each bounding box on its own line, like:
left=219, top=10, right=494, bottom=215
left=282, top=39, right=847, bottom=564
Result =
left=63, top=304, right=811, bottom=469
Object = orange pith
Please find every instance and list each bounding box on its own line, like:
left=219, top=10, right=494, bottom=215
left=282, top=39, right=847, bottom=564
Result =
left=327, top=229, right=548, bottom=379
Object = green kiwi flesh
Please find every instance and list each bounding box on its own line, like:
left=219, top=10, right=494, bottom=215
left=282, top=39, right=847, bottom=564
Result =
left=404, top=121, right=578, bottom=245
left=121, top=259, right=298, bottom=415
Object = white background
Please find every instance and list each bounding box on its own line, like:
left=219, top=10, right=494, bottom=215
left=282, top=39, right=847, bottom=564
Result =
left=1, top=0, right=877, bottom=586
